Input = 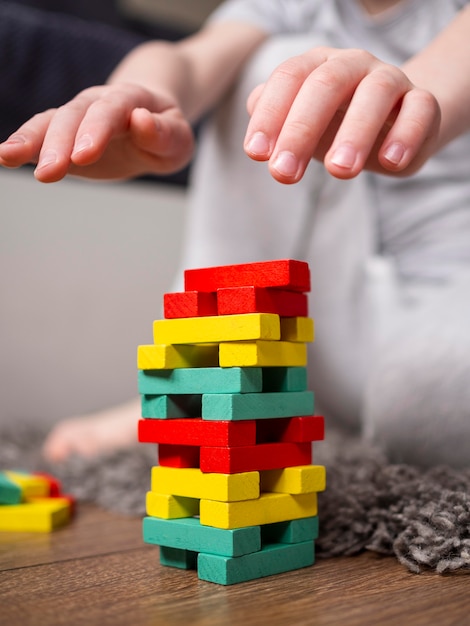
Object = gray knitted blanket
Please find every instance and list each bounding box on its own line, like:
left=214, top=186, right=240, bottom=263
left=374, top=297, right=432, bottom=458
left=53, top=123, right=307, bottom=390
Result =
left=1, top=422, right=469, bottom=575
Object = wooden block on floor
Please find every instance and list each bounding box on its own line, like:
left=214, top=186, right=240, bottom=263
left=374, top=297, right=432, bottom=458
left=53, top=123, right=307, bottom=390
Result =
left=202, top=391, right=314, bottom=421
left=256, top=415, right=325, bottom=443
left=0, top=472, right=22, bottom=504
left=138, top=367, right=263, bottom=395
left=260, top=465, right=326, bottom=494
left=143, top=516, right=261, bottom=557
left=158, top=444, right=200, bottom=468
left=138, top=418, right=257, bottom=447
left=0, top=497, right=72, bottom=532
left=197, top=540, right=315, bottom=585
left=217, top=286, right=308, bottom=317
left=184, top=260, right=311, bottom=293
left=153, top=313, right=280, bottom=345
left=159, top=545, right=198, bottom=570
left=200, top=442, right=312, bottom=474
left=146, top=491, right=199, bottom=519
left=219, top=340, right=307, bottom=367
left=200, top=492, right=318, bottom=529
left=262, top=516, right=319, bottom=544
left=261, top=366, right=307, bottom=392
left=164, top=291, right=217, bottom=318
left=3, top=471, right=50, bottom=500
left=151, top=466, right=260, bottom=502
left=137, top=344, right=219, bottom=370
left=141, top=394, right=201, bottom=419
left=280, top=317, right=314, bottom=343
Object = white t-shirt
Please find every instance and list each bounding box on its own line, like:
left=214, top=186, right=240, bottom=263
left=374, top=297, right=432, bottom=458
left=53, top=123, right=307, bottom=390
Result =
left=208, top=0, right=470, bottom=279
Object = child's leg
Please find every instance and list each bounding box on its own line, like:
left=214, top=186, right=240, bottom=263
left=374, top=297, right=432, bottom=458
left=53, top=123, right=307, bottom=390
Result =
left=363, top=267, right=470, bottom=468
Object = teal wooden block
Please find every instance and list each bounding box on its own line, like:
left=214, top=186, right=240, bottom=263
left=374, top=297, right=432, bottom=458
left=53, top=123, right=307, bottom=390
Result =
left=261, top=516, right=319, bottom=544
left=141, top=394, right=201, bottom=419
left=0, top=472, right=22, bottom=505
left=197, top=540, right=315, bottom=585
left=159, top=546, right=198, bottom=570
left=262, top=367, right=307, bottom=392
left=143, top=516, right=261, bottom=557
left=202, top=391, right=314, bottom=421
left=138, top=367, right=263, bottom=395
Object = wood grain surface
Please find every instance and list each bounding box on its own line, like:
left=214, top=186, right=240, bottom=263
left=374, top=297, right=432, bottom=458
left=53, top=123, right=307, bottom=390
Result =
left=0, top=504, right=468, bottom=626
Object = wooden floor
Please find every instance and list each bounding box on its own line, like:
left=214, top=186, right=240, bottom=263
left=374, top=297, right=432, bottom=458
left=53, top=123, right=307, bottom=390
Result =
left=0, top=504, right=468, bottom=626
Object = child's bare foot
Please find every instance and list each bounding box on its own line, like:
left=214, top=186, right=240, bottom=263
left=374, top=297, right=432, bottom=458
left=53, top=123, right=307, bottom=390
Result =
left=42, top=398, right=141, bottom=462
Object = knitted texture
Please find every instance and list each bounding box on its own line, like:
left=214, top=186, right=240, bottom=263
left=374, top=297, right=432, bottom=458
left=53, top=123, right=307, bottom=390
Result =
left=1, top=422, right=469, bottom=574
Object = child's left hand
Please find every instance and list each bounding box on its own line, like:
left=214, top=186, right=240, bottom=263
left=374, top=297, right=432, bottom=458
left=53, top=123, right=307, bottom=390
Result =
left=244, top=46, right=441, bottom=183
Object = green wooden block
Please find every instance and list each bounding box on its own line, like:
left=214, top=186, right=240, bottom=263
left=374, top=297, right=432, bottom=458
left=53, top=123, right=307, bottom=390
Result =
left=261, top=516, right=319, bottom=544
left=143, top=516, right=261, bottom=557
left=141, top=394, right=201, bottom=419
left=197, top=540, right=315, bottom=585
left=159, top=545, right=198, bottom=570
left=202, top=391, right=314, bottom=421
left=138, top=367, right=262, bottom=395
left=262, top=367, right=307, bottom=392
left=0, top=472, right=22, bottom=505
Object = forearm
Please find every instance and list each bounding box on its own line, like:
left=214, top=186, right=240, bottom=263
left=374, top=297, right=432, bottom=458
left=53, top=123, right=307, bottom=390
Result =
left=402, top=5, right=470, bottom=151
left=108, top=22, right=268, bottom=123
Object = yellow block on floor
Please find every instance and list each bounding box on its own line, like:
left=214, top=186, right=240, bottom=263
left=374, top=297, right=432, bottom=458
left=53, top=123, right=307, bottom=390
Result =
left=0, top=498, right=72, bottom=532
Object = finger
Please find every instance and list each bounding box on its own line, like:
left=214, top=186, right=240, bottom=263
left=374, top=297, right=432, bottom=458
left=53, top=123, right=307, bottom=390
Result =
left=244, top=51, right=325, bottom=162
left=0, top=110, right=56, bottom=168
left=246, top=83, right=264, bottom=116
left=377, top=88, right=440, bottom=173
left=129, top=107, right=195, bottom=173
left=323, top=65, right=411, bottom=178
left=267, top=53, right=372, bottom=183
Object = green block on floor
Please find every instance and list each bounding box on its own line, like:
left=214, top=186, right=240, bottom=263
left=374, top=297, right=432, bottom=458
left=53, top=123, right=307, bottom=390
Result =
left=159, top=545, right=198, bottom=570
left=141, top=394, right=201, bottom=419
left=202, top=391, right=314, bottom=421
left=0, top=472, right=22, bottom=505
left=261, top=516, right=319, bottom=544
left=143, top=516, right=261, bottom=557
left=138, top=367, right=262, bottom=395
left=197, top=540, right=315, bottom=585
left=262, top=367, right=307, bottom=392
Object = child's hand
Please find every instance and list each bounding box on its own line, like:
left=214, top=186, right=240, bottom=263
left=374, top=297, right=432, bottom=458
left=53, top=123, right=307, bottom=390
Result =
left=0, top=83, right=194, bottom=182
left=244, top=46, right=441, bottom=183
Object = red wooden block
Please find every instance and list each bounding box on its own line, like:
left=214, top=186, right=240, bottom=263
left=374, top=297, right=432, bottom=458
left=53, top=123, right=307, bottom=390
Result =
left=164, top=291, right=217, bottom=318
left=200, top=442, right=312, bottom=474
left=184, top=260, right=310, bottom=293
left=138, top=418, right=257, bottom=447
left=158, top=444, right=200, bottom=468
left=256, top=416, right=325, bottom=444
left=217, top=286, right=308, bottom=317
left=33, top=472, right=62, bottom=496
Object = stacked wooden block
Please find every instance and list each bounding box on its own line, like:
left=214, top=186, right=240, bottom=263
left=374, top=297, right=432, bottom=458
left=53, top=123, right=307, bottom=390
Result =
left=0, top=470, right=75, bottom=532
left=137, top=259, right=326, bottom=585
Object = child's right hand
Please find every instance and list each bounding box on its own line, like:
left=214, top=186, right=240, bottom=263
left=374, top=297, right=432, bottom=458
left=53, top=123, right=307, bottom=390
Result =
left=0, top=83, right=194, bottom=182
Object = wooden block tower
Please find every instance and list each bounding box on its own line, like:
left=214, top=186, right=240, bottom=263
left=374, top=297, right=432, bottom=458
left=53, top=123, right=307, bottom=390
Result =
left=138, top=259, right=326, bottom=584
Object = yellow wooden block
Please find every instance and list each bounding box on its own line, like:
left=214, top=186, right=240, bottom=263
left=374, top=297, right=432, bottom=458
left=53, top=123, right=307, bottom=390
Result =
left=137, top=343, right=219, bottom=370
left=151, top=466, right=260, bottom=502
left=260, top=465, right=326, bottom=495
left=4, top=471, right=50, bottom=500
left=200, top=492, right=317, bottom=529
left=0, top=498, right=71, bottom=532
left=219, top=340, right=307, bottom=367
left=146, top=491, right=199, bottom=519
left=280, top=317, right=314, bottom=343
left=153, top=313, right=280, bottom=345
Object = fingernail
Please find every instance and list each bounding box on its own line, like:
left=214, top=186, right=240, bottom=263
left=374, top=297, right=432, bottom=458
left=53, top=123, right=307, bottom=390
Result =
left=4, top=134, right=26, bottom=146
left=330, top=144, right=357, bottom=169
left=383, top=142, right=405, bottom=166
left=36, top=149, right=58, bottom=170
left=72, top=134, right=93, bottom=155
left=246, top=131, right=270, bottom=156
left=271, top=151, right=299, bottom=178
